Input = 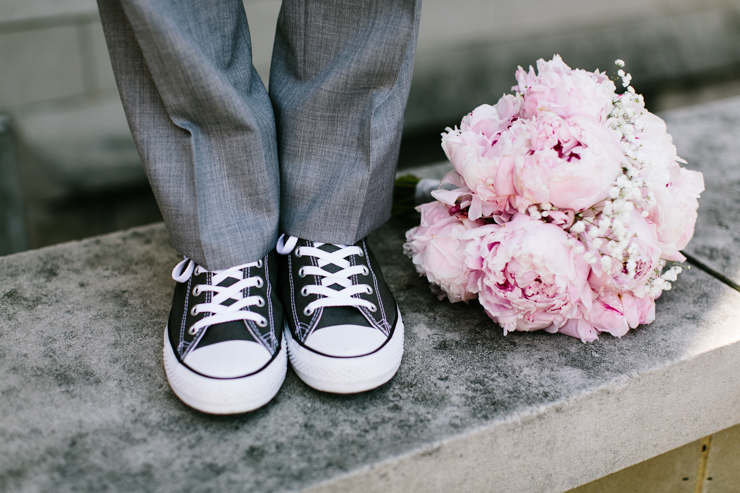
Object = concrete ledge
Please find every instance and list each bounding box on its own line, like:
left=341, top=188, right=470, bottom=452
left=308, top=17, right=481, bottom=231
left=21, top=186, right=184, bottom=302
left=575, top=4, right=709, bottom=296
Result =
left=1, top=100, right=739, bottom=492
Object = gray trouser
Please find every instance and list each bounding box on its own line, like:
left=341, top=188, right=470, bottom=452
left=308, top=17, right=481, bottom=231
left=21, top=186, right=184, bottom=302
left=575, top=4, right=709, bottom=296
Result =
left=98, top=0, right=421, bottom=270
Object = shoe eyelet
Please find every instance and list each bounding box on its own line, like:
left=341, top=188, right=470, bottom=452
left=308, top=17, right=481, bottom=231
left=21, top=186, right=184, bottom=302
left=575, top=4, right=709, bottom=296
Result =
left=255, top=277, right=264, bottom=288
left=188, top=326, right=198, bottom=336
left=300, top=287, right=310, bottom=297
left=257, top=318, right=268, bottom=328
left=295, top=247, right=302, bottom=258
left=190, top=306, right=198, bottom=317
left=192, top=285, right=201, bottom=297
left=194, top=266, right=204, bottom=275
left=256, top=259, right=263, bottom=268
left=368, top=304, right=377, bottom=313
left=256, top=297, right=265, bottom=307
left=358, top=250, right=365, bottom=257
left=366, top=286, right=374, bottom=295
left=361, top=266, right=369, bottom=276
left=303, top=307, right=314, bottom=317
left=298, top=267, right=306, bottom=278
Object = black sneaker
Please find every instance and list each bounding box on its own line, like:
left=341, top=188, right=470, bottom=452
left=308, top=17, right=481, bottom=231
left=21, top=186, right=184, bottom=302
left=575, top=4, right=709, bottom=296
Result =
left=163, top=251, right=286, bottom=414
left=276, top=235, right=404, bottom=393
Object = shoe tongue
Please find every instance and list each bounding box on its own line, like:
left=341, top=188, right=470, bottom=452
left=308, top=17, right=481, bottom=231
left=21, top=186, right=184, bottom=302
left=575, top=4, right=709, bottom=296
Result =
left=216, top=275, right=239, bottom=287
left=195, top=320, right=256, bottom=349
left=312, top=243, right=348, bottom=277
left=214, top=272, right=241, bottom=306
left=314, top=242, right=345, bottom=253
left=314, top=305, right=371, bottom=330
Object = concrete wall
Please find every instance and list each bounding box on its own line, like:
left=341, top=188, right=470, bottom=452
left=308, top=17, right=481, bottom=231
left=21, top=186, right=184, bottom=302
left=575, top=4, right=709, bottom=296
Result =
left=0, top=1, right=113, bottom=112
left=4, top=0, right=740, bottom=128
left=409, top=0, right=740, bottom=130
left=570, top=423, right=740, bottom=493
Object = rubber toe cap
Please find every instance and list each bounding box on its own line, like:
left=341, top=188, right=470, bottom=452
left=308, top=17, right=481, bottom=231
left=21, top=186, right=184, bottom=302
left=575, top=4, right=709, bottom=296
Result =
left=184, top=340, right=272, bottom=378
left=304, top=325, right=387, bottom=357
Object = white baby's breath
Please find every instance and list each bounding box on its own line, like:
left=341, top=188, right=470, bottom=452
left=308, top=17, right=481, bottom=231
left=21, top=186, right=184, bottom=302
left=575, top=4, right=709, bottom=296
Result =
left=562, top=60, right=685, bottom=293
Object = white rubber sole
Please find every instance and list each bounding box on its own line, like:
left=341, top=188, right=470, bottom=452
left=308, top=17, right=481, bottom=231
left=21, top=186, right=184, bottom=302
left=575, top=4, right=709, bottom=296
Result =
left=163, top=327, right=287, bottom=414
left=286, top=309, right=404, bottom=394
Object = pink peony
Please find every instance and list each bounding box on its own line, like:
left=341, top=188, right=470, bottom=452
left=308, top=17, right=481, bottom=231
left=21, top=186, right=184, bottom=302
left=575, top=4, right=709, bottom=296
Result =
left=660, top=166, right=704, bottom=259
left=440, top=84, right=624, bottom=218
left=441, top=96, right=522, bottom=179
left=462, top=213, right=594, bottom=336
left=513, top=113, right=624, bottom=212
left=643, top=162, right=704, bottom=261
left=557, top=318, right=600, bottom=342
left=439, top=112, right=624, bottom=217
left=404, top=201, right=482, bottom=302
left=587, top=290, right=655, bottom=338
left=632, top=111, right=678, bottom=170
left=588, top=210, right=663, bottom=293
left=405, top=55, right=704, bottom=343
left=515, top=55, right=616, bottom=122
left=629, top=109, right=704, bottom=261
left=440, top=97, right=525, bottom=218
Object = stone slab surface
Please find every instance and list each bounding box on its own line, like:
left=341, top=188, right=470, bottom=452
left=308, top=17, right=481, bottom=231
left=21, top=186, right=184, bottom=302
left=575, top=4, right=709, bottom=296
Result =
left=0, top=221, right=737, bottom=493
left=1, top=100, right=740, bottom=493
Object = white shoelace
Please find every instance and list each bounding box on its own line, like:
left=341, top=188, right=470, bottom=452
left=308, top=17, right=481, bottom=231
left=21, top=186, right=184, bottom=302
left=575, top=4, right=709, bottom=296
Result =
left=276, top=235, right=376, bottom=316
left=172, top=257, right=267, bottom=336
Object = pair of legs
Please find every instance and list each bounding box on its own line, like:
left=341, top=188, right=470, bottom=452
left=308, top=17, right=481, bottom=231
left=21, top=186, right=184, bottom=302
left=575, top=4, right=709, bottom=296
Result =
left=99, top=0, right=421, bottom=270
left=98, top=0, right=421, bottom=413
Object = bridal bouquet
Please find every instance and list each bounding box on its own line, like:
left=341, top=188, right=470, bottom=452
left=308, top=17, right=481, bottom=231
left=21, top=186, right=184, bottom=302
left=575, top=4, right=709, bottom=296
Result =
left=404, top=56, right=704, bottom=342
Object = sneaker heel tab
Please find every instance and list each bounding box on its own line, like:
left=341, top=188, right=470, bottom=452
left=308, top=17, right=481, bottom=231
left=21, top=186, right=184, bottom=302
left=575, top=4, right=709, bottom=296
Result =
left=172, top=258, right=195, bottom=283
left=276, top=234, right=299, bottom=255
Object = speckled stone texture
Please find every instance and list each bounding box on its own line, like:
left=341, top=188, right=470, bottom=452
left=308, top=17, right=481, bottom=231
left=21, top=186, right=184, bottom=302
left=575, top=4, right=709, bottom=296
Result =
left=1, top=99, right=739, bottom=493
